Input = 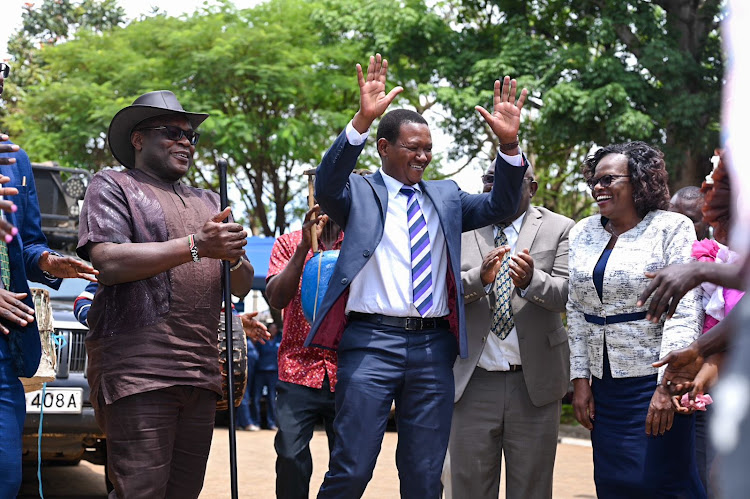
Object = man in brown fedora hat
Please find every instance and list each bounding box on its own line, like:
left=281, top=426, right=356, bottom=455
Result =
left=77, top=90, right=255, bottom=498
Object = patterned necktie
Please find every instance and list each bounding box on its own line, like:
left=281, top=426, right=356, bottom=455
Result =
left=491, top=224, right=514, bottom=339
left=0, top=239, right=10, bottom=289
left=400, top=186, right=433, bottom=316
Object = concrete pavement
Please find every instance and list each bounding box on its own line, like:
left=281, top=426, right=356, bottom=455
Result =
left=22, top=427, right=595, bottom=498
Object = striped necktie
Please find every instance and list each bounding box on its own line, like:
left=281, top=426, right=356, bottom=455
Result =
left=400, top=186, right=433, bottom=316
left=0, top=239, right=10, bottom=289
left=491, top=224, right=514, bottom=339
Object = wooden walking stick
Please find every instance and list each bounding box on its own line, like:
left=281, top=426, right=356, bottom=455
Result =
left=304, top=168, right=324, bottom=321
left=217, top=158, right=239, bottom=499
left=305, top=168, right=318, bottom=254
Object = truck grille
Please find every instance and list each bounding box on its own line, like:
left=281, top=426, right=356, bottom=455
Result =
left=55, top=329, right=88, bottom=377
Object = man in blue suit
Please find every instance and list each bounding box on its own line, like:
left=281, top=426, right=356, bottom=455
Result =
left=1, top=61, right=96, bottom=496
left=305, top=54, right=529, bottom=498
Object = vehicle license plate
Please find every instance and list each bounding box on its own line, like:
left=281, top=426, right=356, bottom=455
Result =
left=25, top=387, right=83, bottom=414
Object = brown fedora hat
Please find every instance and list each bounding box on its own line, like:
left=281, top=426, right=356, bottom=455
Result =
left=107, top=90, right=209, bottom=168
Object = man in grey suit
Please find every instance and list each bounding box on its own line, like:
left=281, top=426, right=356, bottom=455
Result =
left=444, top=163, right=574, bottom=499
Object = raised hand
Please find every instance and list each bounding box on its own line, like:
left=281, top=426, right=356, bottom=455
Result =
left=475, top=76, right=528, bottom=146
left=351, top=54, right=404, bottom=134
left=38, top=251, right=99, bottom=282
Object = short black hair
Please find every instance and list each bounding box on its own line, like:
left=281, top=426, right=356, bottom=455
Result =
left=672, top=185, right=704, bottom=202
left=582, top=141, right=670, bottom=219
left=376, top=109, right=428, bottom=144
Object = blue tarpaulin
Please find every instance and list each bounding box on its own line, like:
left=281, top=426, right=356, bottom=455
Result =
left=244, top=236, right=276, bottom=291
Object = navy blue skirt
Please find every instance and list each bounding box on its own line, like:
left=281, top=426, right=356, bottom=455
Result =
left=591, top=350, right=706, bottom=499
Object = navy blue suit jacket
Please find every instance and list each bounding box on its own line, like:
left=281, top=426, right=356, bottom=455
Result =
left=304, top=130, right=527, bottom=358
left=1, top=141, right=61, bottom=289
left=0, top=141, right=55, bottom=376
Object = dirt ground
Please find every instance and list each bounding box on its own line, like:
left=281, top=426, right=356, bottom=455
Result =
left=21, top=428, right=596, bottom=498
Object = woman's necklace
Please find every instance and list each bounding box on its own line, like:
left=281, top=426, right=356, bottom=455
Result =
left=606, top=221, right=621, bottom=238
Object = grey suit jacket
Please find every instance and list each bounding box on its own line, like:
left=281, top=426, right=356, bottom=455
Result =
left=453, top=205, right=573, bottom=407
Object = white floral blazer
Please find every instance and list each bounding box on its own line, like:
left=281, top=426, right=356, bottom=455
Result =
left=567, top=210, right=703, bottom=382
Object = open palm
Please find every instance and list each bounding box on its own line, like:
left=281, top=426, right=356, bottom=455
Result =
left=355, top=54, right=403, bottom=128
left=476, top=77, right=528, bottom=143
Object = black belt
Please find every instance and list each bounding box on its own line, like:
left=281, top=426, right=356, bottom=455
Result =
left=347, top=312, right=450, bottom=331
left=583, top=311, right=647, bottom=326
left=479, top=365, right=522, bottom=372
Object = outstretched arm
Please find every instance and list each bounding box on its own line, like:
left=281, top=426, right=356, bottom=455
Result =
left=638, top=261, right=744, bottom=322
left=460, top=77, right=529, bottom=231
left=653, top=294, right=745, bottom=394
left=316, top=54, right=403, bottom=227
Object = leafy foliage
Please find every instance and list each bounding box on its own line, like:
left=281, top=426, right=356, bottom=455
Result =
left=2, top=0, right=724, bottom=229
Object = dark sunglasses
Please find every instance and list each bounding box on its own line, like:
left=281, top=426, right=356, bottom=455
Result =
left=0, top=63, right=10, bottom=78
left=587, top=174, right=629, bottom=190
left=136, top=125, right=200, bottom=145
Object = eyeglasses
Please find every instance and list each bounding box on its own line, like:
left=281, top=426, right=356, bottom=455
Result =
left=135, top=125, right=200, bottom=145
left=482, top=174, right=536, bottom=185
left=587, top=174, right=629, bottom=190
left=0, top=63, right=10, bottom=78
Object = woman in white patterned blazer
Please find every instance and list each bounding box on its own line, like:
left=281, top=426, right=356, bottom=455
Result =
left=567, top=142, right=705, bottom=498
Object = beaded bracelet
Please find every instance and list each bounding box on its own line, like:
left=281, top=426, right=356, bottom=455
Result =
left=188, top=234, right=200, bottom=262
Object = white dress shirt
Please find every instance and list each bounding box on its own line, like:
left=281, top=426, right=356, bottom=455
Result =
left=343, top=121, right=450, bottom=318
left=477, top=212, right=526, bottom=370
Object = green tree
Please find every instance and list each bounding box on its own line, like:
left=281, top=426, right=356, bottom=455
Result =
left=434, top=0, right=723, bottom=219
left=5, top=0, right=723, bottom=228
left=5, top=0, right=455, bottom=234
left=2, top=0, right=126, bottom=109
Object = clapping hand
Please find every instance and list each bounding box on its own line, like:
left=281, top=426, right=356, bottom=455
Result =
left=510, top=249, right=534, bottom=290
left=194, top=207, right=248, bottom=262
left=480, top=246, right=510, bottom=286
left=475, top=76, right=528, bottom=150
left=351, top=54, right=404, bottom=134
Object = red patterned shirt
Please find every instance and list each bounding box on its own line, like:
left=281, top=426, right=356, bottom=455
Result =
left=268, top=229, right=343, bottom=391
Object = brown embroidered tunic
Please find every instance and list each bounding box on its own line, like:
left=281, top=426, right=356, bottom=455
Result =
left=77, top=169, right=222, bottom=410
